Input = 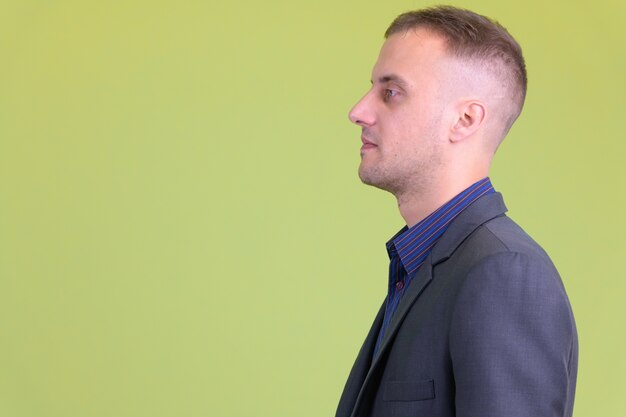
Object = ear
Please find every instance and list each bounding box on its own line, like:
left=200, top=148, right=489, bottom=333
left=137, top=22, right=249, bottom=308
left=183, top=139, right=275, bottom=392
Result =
left=449, top=101, right=486, bottom=143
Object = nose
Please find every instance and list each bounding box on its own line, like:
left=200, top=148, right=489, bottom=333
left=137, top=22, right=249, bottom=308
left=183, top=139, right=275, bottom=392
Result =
left=348, top=91, right=375, bottom=126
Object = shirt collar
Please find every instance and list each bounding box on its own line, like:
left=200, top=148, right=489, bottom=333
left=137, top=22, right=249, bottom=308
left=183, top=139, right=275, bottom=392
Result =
left=386, top=177, right=495, bottom=275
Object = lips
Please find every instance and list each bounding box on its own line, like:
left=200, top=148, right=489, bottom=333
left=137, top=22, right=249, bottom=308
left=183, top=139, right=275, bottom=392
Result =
left=361, top=135, right=378, bottom=152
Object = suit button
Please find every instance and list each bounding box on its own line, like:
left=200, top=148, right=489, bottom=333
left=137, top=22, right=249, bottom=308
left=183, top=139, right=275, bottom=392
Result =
left=395, top=281, right=404, bottom=290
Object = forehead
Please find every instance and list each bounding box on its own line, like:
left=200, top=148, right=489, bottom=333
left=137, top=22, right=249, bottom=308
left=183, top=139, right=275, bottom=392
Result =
left=372, top=29, right=450, bottom=83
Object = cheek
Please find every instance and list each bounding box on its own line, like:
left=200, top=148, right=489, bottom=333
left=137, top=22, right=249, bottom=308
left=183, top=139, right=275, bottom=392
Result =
left=381, top=102, right=439, bottom=150
left=387, top=116, right=424, bottom=147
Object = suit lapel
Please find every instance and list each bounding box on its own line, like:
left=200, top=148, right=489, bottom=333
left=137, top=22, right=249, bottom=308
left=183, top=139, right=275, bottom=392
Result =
left=372, top=261, right=433, bottom=364
left=347, top=264, right=433, bottom=417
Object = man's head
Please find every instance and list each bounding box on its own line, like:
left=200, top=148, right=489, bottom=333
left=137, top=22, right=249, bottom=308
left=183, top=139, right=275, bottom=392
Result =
left=349, top=6, right=526, bottom=198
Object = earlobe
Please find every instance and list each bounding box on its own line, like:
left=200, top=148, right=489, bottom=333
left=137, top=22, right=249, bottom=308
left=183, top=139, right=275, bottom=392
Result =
left=449, top=101, right=486, bottom=143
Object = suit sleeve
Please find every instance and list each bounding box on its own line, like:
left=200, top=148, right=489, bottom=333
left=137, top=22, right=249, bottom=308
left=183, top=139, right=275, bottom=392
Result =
left=449, top=251, right=577, bottom=417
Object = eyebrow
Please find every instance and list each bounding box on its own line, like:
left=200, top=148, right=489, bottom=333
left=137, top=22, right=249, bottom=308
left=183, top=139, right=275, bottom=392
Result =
left=371, top=74, right=409, bottom=87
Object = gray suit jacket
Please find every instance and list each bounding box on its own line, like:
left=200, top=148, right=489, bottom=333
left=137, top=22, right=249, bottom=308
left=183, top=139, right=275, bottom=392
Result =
left=336, top=192, right=578, bottom=417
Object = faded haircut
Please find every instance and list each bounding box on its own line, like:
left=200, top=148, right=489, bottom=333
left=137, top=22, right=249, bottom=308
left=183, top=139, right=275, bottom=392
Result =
left=386, top=6, right=527, bottom=138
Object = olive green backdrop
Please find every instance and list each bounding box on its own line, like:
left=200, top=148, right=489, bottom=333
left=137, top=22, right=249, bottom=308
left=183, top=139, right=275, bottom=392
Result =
left=1, top=0, right=624, bottom=416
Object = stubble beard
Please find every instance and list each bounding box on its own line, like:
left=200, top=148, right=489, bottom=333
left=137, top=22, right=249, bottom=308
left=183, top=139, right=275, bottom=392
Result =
left=358, top=141, right=443, bottom=200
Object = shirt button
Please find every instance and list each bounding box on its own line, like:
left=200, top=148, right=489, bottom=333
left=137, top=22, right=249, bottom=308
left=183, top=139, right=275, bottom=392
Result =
left=395, top=281, right=404, bottom=290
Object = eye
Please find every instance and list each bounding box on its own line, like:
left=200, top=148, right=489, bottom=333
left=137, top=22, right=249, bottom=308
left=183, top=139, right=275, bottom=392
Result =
left=383, top=88, right=399, bottom=101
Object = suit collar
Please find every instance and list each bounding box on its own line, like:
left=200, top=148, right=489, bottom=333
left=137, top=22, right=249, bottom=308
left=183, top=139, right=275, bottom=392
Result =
left=388, top=177, right=495, bottom=276
left=430, top=192, right=507, bottom=264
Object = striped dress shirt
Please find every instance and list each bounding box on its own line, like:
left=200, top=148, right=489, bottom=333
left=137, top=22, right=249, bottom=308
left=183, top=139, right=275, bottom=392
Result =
left=372, top=177, right=495, bottom=357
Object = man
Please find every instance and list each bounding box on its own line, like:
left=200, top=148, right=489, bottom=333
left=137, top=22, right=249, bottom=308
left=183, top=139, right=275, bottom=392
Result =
left=336, top=6, right=578, bottom=417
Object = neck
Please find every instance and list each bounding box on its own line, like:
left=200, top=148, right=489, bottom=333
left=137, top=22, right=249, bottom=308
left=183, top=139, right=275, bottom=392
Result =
left=396, top=171, right=488, bottom=228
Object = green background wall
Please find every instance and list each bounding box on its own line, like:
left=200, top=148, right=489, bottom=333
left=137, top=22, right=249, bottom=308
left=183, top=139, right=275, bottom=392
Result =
left=1, top=0, right=624, bottom=416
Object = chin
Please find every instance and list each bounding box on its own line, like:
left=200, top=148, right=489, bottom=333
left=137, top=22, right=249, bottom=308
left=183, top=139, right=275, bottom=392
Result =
left=357, top=165, right=373, bottom=184
left=359, top=166, right=394, bottom=193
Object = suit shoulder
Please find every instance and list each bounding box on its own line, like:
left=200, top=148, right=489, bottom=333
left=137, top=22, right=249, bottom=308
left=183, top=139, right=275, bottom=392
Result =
left=446, top=214, right=566, bottom=297
left=471, top=214, right=554, bottom=264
